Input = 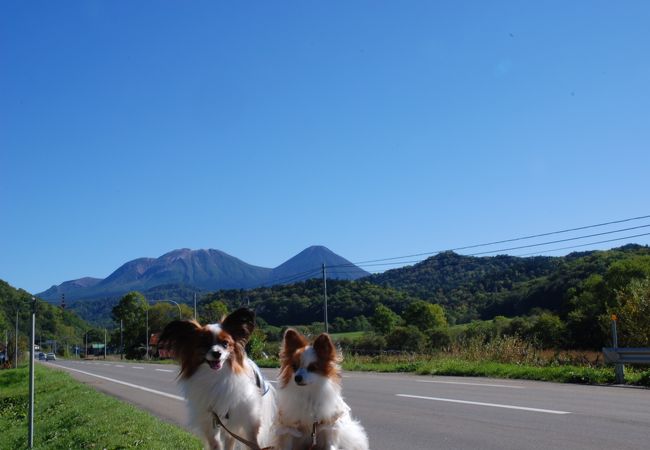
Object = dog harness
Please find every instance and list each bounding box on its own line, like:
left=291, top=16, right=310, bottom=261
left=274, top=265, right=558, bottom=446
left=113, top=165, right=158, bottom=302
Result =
left=210, top=359, right=272, bottom=449
left=248, top=358, right=271, bottom=396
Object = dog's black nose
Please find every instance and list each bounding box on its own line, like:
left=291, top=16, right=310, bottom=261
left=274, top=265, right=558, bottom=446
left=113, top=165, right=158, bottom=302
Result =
left=294, top=374, right=303, bottom=384
left=211, top=350, right=221, bottom=359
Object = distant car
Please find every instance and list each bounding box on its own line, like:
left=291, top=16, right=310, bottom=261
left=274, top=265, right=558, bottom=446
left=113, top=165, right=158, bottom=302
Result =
left=38, top=352, right=46, bottom=360
left=46, top=352, right=56, bottom=361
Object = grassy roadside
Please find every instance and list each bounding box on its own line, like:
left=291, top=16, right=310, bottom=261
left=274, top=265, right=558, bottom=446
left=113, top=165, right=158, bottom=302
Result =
left=0, top=365, right=202, bottom=450
left=256, top=355, right=650, bottom=386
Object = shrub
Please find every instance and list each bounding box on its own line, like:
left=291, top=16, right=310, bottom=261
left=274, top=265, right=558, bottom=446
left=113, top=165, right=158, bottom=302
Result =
left=386, top=326, right=427, bottom=353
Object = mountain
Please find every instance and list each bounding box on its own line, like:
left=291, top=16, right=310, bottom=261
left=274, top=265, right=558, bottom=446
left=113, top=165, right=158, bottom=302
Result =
left=366, top=244, right=650, bottom=322
left=37, top=246, right=368, bottom=303
left=269, top=245, right=369, bottom=284
left=37, top=277, right=103, bottom=301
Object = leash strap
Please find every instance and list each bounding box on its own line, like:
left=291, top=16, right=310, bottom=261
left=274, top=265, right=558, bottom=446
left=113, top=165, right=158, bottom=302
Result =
left=309, top=422, right=318, bottom=450
left=212, top=411, right=272, bottom=450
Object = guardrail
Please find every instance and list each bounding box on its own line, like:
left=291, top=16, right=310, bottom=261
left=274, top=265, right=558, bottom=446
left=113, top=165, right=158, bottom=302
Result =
left=602, top=347, right=650, bottom=383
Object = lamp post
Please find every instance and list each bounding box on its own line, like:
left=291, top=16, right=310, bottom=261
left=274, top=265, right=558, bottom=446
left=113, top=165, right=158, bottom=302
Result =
left=27, top=296, right=36, bottom=448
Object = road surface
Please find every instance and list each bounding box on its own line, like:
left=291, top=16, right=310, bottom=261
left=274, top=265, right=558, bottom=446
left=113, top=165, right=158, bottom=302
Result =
left=45, top=359, right=649, bottom=449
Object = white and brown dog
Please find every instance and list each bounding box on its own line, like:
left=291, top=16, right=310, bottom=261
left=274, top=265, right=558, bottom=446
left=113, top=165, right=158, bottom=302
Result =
left=159, top=308, right=276, bottom=450
left=275, top=328, right=369, bottom=450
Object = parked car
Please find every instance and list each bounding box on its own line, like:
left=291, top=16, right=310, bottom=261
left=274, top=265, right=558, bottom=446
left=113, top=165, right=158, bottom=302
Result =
left=46, top=352, right=56, bottom=361
left=38, top=352, right=46, bottom=360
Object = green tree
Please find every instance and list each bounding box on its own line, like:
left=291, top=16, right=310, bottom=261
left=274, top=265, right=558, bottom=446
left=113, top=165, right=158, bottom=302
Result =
left=246, top=328, right=267, bottom=360
left=529, top=312, right=566, bottom=348
left=112, top=292, right=148, bottom=358
left=370, top=304, right=401, bottom=335
left=147, top=303, right=181, bottom=334
left=402, top=301, right=447, bottom=332
left=201, top=300, right=229, bottom=324
left=386, top=326, right=427, bottom=352
left=428, top=327, right=451, bottom=349
left=612, top=278, right=650, bottom=346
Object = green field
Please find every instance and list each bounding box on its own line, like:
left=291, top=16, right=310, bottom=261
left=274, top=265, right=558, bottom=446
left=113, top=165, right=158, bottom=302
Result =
left=0, top=365, right=202, bottom=450
left=328, top=331, right=366, bottom=341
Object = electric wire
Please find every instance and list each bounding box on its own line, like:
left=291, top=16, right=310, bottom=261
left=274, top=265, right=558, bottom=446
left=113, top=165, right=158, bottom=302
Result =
left=337, top=213, right=650, bottom=266
left=262, top=214, right=650, bottom=285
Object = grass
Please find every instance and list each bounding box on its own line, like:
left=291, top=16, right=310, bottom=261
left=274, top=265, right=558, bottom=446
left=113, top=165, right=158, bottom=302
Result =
left=254, top=353, right=649, bottom=386
left=255, top=333, right=650, bottom=387
left=0, top=365, right=202, bottom=450
left=329, top=331, right=365, bottom=341
left=341, top=355, right=619, bottom=384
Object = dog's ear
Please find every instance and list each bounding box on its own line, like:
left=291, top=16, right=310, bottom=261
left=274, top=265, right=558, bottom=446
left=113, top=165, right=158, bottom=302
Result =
left=313, top=333, right=336, bottom=362
left=221, top=308, right=256, bottom=344
left=281, top=328, right=309, bottom=360
left=158, top=320, right=201, bottom=358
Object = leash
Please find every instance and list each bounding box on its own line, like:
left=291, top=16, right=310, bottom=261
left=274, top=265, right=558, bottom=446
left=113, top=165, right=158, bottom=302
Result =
left=209, top=360, right=272, bottom=449
left=212, top=411, right=273, bottom=450
left=307, top=411, right=345, bottom=450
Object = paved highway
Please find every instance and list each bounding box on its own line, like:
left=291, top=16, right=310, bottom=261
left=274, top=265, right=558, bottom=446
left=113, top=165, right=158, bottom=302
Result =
left=45, top=359, right=649, bottom=449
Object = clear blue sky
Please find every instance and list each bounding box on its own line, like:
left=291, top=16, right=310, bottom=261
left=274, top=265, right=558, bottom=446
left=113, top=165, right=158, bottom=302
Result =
left=2, top=1, right=649, bottom=294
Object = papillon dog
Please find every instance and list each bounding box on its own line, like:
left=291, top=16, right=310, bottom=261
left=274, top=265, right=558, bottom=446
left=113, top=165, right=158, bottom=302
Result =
left=158, top=308, right=276, bottom=450
left=275, top=328, right=369, bottom=450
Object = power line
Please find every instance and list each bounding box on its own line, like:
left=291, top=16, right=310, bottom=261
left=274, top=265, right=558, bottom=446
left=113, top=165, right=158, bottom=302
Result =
left=514, top=232, right=650, bottom=257
left=338, top=213, right=650, bottom=266
left=466, top=224, right=650, bottom=256
left=325, top=221, right=650, bottom=271
left=263, top=215, right=650, bottom=285
left=329, top=228, right=650, bottom=271
left=265, top=268, right=322, bottom=286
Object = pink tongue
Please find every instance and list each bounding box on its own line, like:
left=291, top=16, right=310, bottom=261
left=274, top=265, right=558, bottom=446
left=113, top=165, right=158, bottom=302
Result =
left=208, top=361, right=221, bottom=370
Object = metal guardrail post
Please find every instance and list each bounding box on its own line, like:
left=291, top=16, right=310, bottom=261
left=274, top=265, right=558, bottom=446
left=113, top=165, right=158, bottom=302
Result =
left=611, top=316, right=625, bottom=384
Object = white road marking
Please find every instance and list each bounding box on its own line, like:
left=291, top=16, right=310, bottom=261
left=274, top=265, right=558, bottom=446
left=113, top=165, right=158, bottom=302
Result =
left=396, top=394, right=571, bottom=415
left=132, top=366, right=145, bottom=370
left=416, top=380, right=524, bottom=389
left=115, top=365, right=124, bottom=368
left=55, top=365, right=185, bottom=401
left=155, top=368, right=174, bottom=373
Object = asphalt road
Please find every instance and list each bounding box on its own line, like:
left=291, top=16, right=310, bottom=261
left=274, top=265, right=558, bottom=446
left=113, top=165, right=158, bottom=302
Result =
left=44, top=359, right=649, bottom=449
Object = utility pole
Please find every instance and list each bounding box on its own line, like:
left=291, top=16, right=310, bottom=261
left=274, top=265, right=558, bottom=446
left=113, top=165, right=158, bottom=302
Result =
left=322, top=264, right=329, bottom=333
left=120, top=320, right=123, bottom=360
left=28, top=296, right=36, bottom=448
left=104, top=328, right=107, bottom=359
left=15, top=310, right=19, bottom=368
left=145, top=304, right=149, bottom=360
left=193, top=293, right=197, bottom=321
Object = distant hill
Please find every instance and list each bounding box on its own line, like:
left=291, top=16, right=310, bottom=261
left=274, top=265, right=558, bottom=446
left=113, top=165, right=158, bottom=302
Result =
left=366, top=244, right=650, bottom=322
left=37, top=246, right=369, bottom=303
left=0, top=279, right=90, bottom=354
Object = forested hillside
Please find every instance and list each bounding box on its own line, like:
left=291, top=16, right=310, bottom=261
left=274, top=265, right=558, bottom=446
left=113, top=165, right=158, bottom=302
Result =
left=0, top=280, right=90, bottom=358
left=201, top=279, right=424, bottom=327
left=57, top=244, right=650, bottom=350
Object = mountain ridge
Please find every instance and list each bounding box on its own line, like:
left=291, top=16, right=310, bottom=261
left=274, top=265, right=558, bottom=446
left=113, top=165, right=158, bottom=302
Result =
left=37, top=246, right=369, bottom=302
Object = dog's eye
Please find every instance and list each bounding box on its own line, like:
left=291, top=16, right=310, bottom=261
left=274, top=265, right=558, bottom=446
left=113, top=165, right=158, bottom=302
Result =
left=216, top=340, right=229, bottom=347
left=307, top=363, right=317, bottom=372
left=291, top=363, right=299, bottom=371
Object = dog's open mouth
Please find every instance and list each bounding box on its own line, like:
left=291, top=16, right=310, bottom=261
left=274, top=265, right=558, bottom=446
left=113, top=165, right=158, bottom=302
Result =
left=206, top=360, right=222, bottom=371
